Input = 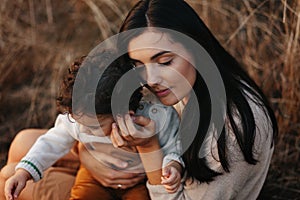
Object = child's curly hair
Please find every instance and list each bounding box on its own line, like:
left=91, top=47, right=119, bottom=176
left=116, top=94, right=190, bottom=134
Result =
left=56, top=52, right=142, bottom=116
left=56, top=56, right=85, bottom=114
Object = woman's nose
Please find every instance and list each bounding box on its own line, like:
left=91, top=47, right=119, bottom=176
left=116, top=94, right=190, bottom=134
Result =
left=145, top=64, right=162, bottom=86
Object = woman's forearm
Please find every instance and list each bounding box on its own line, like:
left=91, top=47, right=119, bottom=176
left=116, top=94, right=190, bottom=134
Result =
left=136, top=136, right=163, bottom=185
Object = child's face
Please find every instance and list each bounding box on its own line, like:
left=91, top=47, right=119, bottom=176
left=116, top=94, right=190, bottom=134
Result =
left=77, top=114, right=115, bottom=136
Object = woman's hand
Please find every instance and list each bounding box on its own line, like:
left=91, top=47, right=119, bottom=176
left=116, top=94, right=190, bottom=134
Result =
left=111, top=114, right=156, bottom=148
left=77, top=143, right=146, bottom=189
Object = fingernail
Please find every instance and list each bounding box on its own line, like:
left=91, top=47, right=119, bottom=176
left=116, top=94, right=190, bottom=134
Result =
left=112, top=123, right=117, bottom=128
left=121, top=162, right=128, bottom=168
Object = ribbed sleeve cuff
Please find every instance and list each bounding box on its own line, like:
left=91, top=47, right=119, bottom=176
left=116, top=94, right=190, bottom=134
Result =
left=146, top=180, right=184, bottom=196
left=15, top=158, right=43, bottom=182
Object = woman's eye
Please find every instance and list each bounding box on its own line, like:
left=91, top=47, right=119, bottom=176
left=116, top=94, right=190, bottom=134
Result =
left=159, top=59, right=173, bottom=66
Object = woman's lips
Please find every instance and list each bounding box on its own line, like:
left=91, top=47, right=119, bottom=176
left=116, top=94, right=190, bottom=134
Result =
left=155, top=88, right=171, bottom=97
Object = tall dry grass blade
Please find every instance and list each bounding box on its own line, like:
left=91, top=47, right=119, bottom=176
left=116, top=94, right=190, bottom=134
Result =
left=45, top=0, right=53, bottom=24
left=281, top=0, right=299, bottom=15
left=82, top=0, right=113, bottom=40
left=28, top=0, right=36, bottom=44
left=187, top=0, right=230, bottom=17
left=102, top=0, right=124, bottom=18
left=283, top=0, right=287, bottom=23
left=226, top=0, right=269, bottom=45
left=292, top=12, right=300, bottom=55
left=285, top=32, right=294, bottom=65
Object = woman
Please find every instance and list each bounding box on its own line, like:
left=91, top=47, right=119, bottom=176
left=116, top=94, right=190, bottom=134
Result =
left=108, top=0, right=278, bottom=199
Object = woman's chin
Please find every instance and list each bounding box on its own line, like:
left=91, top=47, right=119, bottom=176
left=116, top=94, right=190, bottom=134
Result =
left=157, top=97, right=180, bottom=106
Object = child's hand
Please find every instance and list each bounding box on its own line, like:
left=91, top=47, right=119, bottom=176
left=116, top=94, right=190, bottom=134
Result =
left=4, top=169, right=31, bottom=200
left=110, top=113, right=156, bottom=147
left=161, top=162, right=182, bottom=193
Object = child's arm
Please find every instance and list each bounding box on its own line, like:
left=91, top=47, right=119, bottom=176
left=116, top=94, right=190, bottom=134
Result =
left=15, top=114, right=77, bottom=182
left=161, top=161, right=183, bottom=193
left=148, top=103, right=184, bottom=193
left=4, top=169, right=32, bottom=200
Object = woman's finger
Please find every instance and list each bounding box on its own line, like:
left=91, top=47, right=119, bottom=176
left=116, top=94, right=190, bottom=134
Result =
left=124, top=114, right=141, bottom=138
left=110, top=123, right=118, bottom=148
left=132, top=115, right=152, bottom=127
left=111, top=123, right=127, bottom=147
left=119, top=114, right=138, bottom=141
left=100, top=172, right=146, bottom=189
left=116, top=115, right=129, bottom=137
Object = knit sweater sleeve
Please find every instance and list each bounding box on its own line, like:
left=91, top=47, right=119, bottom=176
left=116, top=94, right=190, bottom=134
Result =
left=146, top=99, right=274, bottom=200
left=15, top=114, right=78, bottom=182
left=147, top=153, right=272, bottom=200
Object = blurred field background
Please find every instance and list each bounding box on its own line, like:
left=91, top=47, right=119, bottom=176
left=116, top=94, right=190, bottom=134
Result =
left=0, top=0, right=299, bottom=199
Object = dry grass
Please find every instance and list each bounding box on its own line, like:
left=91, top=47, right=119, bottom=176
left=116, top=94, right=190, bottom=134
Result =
left=0, top=0, right=299, bottom=198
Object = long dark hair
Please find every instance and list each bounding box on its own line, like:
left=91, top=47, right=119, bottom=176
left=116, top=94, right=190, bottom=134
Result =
left=119, top=0, right=278, bottom=182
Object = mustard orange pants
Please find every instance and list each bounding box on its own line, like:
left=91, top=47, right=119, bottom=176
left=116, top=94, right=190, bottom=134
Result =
left=70, top=165, right=150, bottom=200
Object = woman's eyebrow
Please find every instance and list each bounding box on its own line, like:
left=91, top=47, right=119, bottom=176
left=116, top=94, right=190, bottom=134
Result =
left=150, top=51, right=171, bottom=60
left=130, top=50, right=171, bottom=63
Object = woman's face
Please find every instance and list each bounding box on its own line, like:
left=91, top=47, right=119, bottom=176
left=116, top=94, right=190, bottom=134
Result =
left=128, top=31, right=196, bottom=106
